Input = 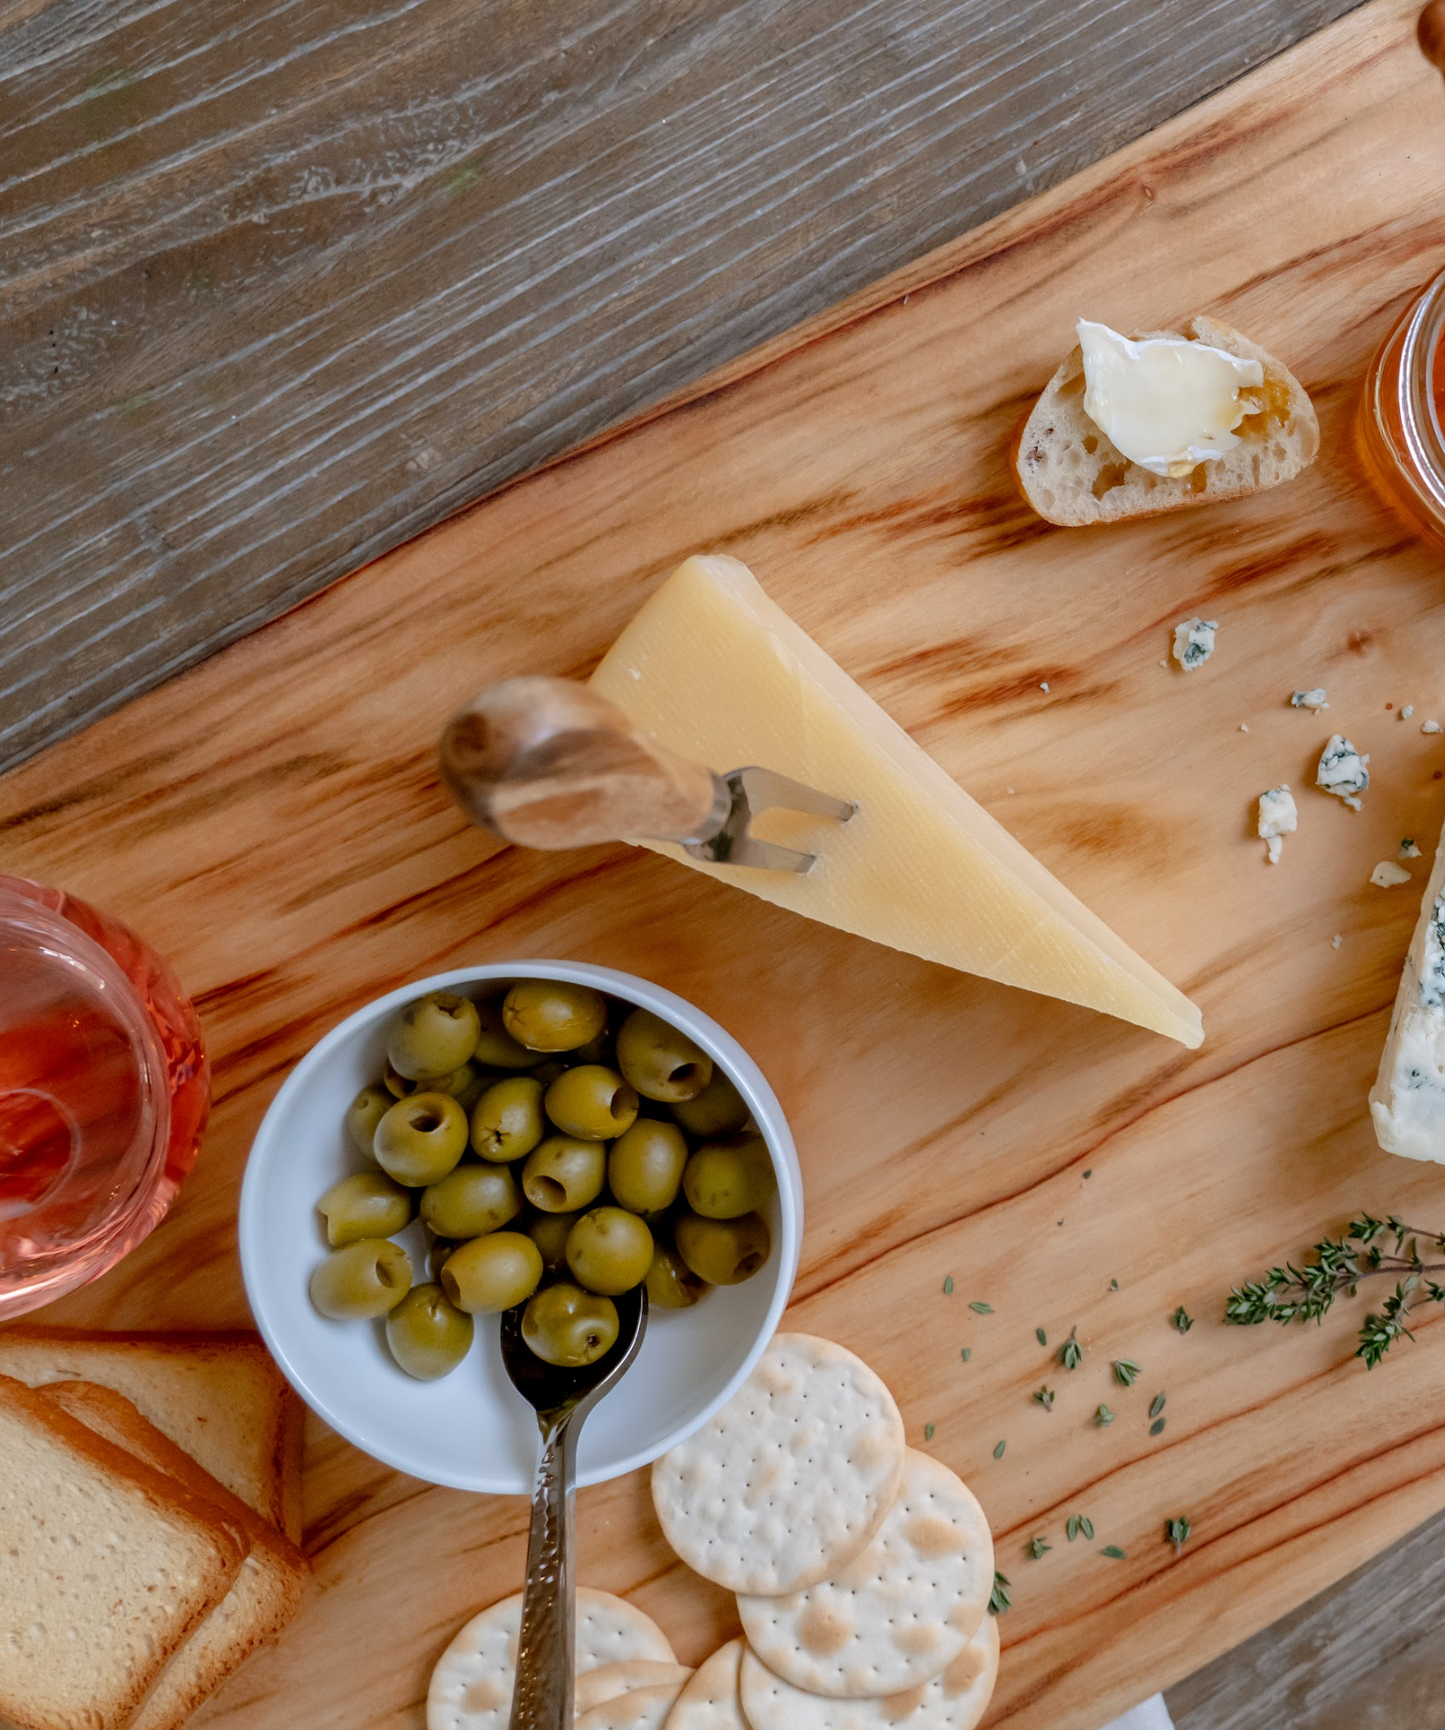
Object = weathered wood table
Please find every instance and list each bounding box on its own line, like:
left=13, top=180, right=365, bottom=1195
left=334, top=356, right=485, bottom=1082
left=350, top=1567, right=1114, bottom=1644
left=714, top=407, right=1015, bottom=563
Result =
left=4, top=1, right=1442, bottom=1726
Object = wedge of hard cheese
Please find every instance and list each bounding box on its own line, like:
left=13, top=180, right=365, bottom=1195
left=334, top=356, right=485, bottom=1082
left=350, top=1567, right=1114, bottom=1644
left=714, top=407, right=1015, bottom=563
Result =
left=591, top=556, right=1202, bottom=1047
left=1371, top=820, right=1445, bottom=1160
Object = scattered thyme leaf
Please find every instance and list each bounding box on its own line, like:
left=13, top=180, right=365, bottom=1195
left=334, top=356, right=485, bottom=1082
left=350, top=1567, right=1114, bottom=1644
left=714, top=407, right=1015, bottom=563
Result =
left=988, top=1571, right=1012, bottom=1615
left=1112, top=1359, right=1140, bottom=1387
left=1150, top=1417, right=1166, bottom=1437
left=1058, top=1325, right=1083, bottom=1370
left=1093, top=1404, right=1115, bottom=1427
left=1036, top=1327, right=1047, bottom=1347
left=943, top=1276, right=954, bottom=1295
left=993, top=1439, right=1006, bottom=1459
left=970, top=1301, right=993, bottom=1315
left=961, top=1348, right=972, bottom=1362
left=924, top=1423, right=935, bottom=1441
left=1165, top=1516, right=1191, bottom=1555
left=1101, top=1545, right=1127, bottom=1559
left=1149, top=1392, right=1166, bottom=1419
left=1173, top=1306, right=1194, bottom=1333
left=1027, top=1537, right=1050, bottom=1560
left=1110, top=1279, right=1119, bottom=1291
left=1032, top=1385, right=1055, bottom=1412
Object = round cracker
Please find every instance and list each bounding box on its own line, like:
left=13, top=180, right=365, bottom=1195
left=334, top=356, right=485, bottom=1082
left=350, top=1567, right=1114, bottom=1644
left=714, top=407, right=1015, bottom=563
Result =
left=662, top=1638, right=747, bottom=1730
left=651, top=1333, right=905, bottom=1594
left=578, top=1681, right=688, bottom=1730
left=739, top=1613, right=1000, bottom=1730
left=576, top=1662, right=693, bottom=1716
left=427, top=1588, right=675, bottom=1730
left=737, top=1449, right=993, bottom=1697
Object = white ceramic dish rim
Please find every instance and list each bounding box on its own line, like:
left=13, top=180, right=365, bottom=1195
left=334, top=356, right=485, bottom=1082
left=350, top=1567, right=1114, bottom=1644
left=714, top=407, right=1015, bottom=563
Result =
left=239, top=959, right=801, bottom=1491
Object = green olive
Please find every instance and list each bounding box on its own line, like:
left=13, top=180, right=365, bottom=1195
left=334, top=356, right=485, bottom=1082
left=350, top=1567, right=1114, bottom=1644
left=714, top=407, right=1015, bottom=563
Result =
left=502, top=980, right=608, bottom=1053
left=521, top=1136, right=607, bottom=1213
left=440, top=1232, right=544, bottom=1314
left=316, top=1171, right=414, bottom=1246
left=310, top=1239, right=413, bottom=1319
left=670, top=1071, right=749, bottom=1138
left=565, top=1207, right=654, bottom=1296
left=571, top=1028, right=614, bottom=1066
left=615, top=1009, right=713, bottom=1103
left=385, top=1282, right=475, bottom=1380
left=345, top=1084, right=394, bottom=1155
left=521, top=1282, right=619, bottom=1367
left=470, top=1076, right=547, bottom=1163
left=530, top=1060, right=570, bottom=1086
left=420, top=1162, right=523, bottom=1238
left=682, top=1134, right=776, bottom=1220
left=384, top=1060, right=419, bottom=1099
left=608, top=1120, right=687, bottom=1215
left=543, top=1066, right=639, bottom=1141
left=373, top=1093, right=470, bottom=1186
left=527, top=1210, right=580, bottom=1272
left=427, top=1235, right=462, bottom=1280
left=388, top=991, right=482, bottom=1081
left=473, top=998, right=547, bottom=1069
left=674, top=1211, right=770, bottom=1285
left=645, top=1242, right=709, bottom=1309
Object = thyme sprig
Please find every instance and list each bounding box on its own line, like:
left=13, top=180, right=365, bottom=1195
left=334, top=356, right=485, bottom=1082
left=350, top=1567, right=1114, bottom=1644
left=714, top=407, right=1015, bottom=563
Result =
left=1226, top=1215, right=1445, bottom=1367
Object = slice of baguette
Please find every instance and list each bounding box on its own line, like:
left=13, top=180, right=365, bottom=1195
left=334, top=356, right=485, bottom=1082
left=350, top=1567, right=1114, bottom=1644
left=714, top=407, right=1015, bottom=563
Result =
left=0, top=1374, right=245, bottom=1730
left=39, top=1382, right=311, bottom=1730
left=1012, top=315, right=1319, bottom=526
left=0, top=1328, right=304, bottom=1540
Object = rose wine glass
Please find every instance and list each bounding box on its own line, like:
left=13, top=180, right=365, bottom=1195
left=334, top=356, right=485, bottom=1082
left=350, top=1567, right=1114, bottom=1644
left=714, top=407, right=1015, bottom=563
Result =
left=0, top=875, right=209, bottom=1319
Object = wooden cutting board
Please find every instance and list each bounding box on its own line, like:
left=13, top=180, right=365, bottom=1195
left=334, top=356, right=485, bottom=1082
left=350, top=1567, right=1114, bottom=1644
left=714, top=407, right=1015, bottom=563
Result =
left=4, top=2, right=1445, bottom=1724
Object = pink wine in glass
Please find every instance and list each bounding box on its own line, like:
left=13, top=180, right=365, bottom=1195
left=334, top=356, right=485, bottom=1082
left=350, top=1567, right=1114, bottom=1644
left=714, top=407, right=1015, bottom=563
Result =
left=0, top=874, right=209, bottom=1319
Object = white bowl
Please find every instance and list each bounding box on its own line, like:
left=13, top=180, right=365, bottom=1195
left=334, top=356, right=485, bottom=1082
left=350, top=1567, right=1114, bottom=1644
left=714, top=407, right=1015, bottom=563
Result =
left=239, top=962, right=800, bottom=1493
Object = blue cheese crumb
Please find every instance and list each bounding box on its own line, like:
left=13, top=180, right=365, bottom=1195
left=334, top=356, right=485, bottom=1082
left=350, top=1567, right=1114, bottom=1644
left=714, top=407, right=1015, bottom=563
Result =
left=1316, top=734, right=1369, bottom=810
left=1257, top=786, right=1297, bottom=865
left=1401, top=839, right=1423, bottom=860
left=1372, top=860, right=1413, bottom=888
left=1403, top=704, right=1416, bottom=720
left=1291, top=688, right=1329, bottom=711
left=1425, top=720, right=1442, bottom=735
left=1172, top=618, right=1217, bottom=670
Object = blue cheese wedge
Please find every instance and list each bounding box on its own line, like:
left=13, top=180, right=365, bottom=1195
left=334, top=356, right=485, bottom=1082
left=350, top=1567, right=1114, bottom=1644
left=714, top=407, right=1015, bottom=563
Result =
left=1256, top=786, right=1297, bottom=865
left=1316, top=735, right=1369, bottom=810
left=1371, top=825, right=1445, bottom=1160
left=1172, top=618, right=1217, bottom=671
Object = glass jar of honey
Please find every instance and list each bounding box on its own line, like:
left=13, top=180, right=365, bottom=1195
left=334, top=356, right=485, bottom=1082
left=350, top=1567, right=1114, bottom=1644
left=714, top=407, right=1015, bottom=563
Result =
left=1361, top=269, right=1445, bottom=543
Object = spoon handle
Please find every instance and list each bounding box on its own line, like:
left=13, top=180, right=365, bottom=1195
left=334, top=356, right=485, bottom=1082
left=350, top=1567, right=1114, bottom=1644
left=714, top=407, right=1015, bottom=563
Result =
left=509, top=1411, right=577, bottom=1730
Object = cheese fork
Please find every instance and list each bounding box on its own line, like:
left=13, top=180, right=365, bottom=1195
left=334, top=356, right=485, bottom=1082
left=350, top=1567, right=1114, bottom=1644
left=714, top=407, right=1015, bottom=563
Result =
left=440, top=675, right=857, bottom=873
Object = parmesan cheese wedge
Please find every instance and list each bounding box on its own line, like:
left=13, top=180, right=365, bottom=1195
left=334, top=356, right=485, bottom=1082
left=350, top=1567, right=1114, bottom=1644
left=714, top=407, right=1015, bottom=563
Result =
left=591, top=556, right=1202, bottom=1047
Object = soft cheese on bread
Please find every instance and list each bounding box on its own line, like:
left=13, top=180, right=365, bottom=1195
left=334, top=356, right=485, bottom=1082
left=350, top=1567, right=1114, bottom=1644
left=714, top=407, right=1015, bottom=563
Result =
left=1014, top=315, right=1318, bottom=526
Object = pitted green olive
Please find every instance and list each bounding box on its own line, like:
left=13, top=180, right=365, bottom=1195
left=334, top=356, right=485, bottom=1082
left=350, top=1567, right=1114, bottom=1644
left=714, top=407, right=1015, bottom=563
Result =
left=388, top=991, right=482, bottom=1081
left=420, top=1162, right=522, bottom=1238
left=521, top=1282, right=619, bottom=1367
left=345, top=1084, right=393, bottom=1154
left=502, top=981, right=608, bottom=1053
left=607, top=1119, right=687, bottom=1216
left=527, top=1210, right=580, bottom=1272
left=670, top=1071, right=749, bottom=1138
left=682, top=1134, right=776, bottom=1220
left=543, top=1066, right=639, bottom=1141
left=564, top=1207, right=654, bottom=1296
left=521, top=1136, right=606, bottom=1213
left=674, top=1211, right=770, bottom=1285
left=471, top=1076, right=547, bottom=1162
left=645, top=1242, right=709, bottom=1309
left=615, top=1009, right=712, bottom=1102
left=373, top=1093, right=470, bottom=1186
left=440, top=1232, right=544, bottom=1314
left=316, top=1171, right=414, bottom=1246
left=310, top=1239, right=413, bottom=1319
left=473, top=998, right=547, bottom=1069
left=385, top=1283, right=474, bottom=1380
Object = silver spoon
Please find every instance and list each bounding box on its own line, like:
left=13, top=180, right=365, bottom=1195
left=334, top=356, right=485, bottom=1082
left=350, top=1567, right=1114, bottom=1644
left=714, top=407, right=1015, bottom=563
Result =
left=501, top=1286, right=649, bottom=1730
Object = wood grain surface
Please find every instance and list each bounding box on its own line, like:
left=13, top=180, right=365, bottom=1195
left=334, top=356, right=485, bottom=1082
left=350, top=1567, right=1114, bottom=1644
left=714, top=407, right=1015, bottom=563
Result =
left=0, top=0, right=1367, bottom=775
left=3, top=4, right=1444, bottom=1727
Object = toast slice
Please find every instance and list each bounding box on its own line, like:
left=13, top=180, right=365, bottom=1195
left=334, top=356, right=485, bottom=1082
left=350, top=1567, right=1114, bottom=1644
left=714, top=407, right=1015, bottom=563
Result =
left=40, top=1382, right=310, bottom=1730
left=1013, top=315, right=1319, bottom=526
left=0, top=1328, right=304, bottom=1539
left=0, top=1374, right=245, bottom=1730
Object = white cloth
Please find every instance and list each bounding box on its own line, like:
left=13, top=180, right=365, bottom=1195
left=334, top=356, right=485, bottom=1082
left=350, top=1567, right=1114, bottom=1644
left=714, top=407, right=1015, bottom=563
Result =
left=1102, top=1697, right=1175, bottom=1730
